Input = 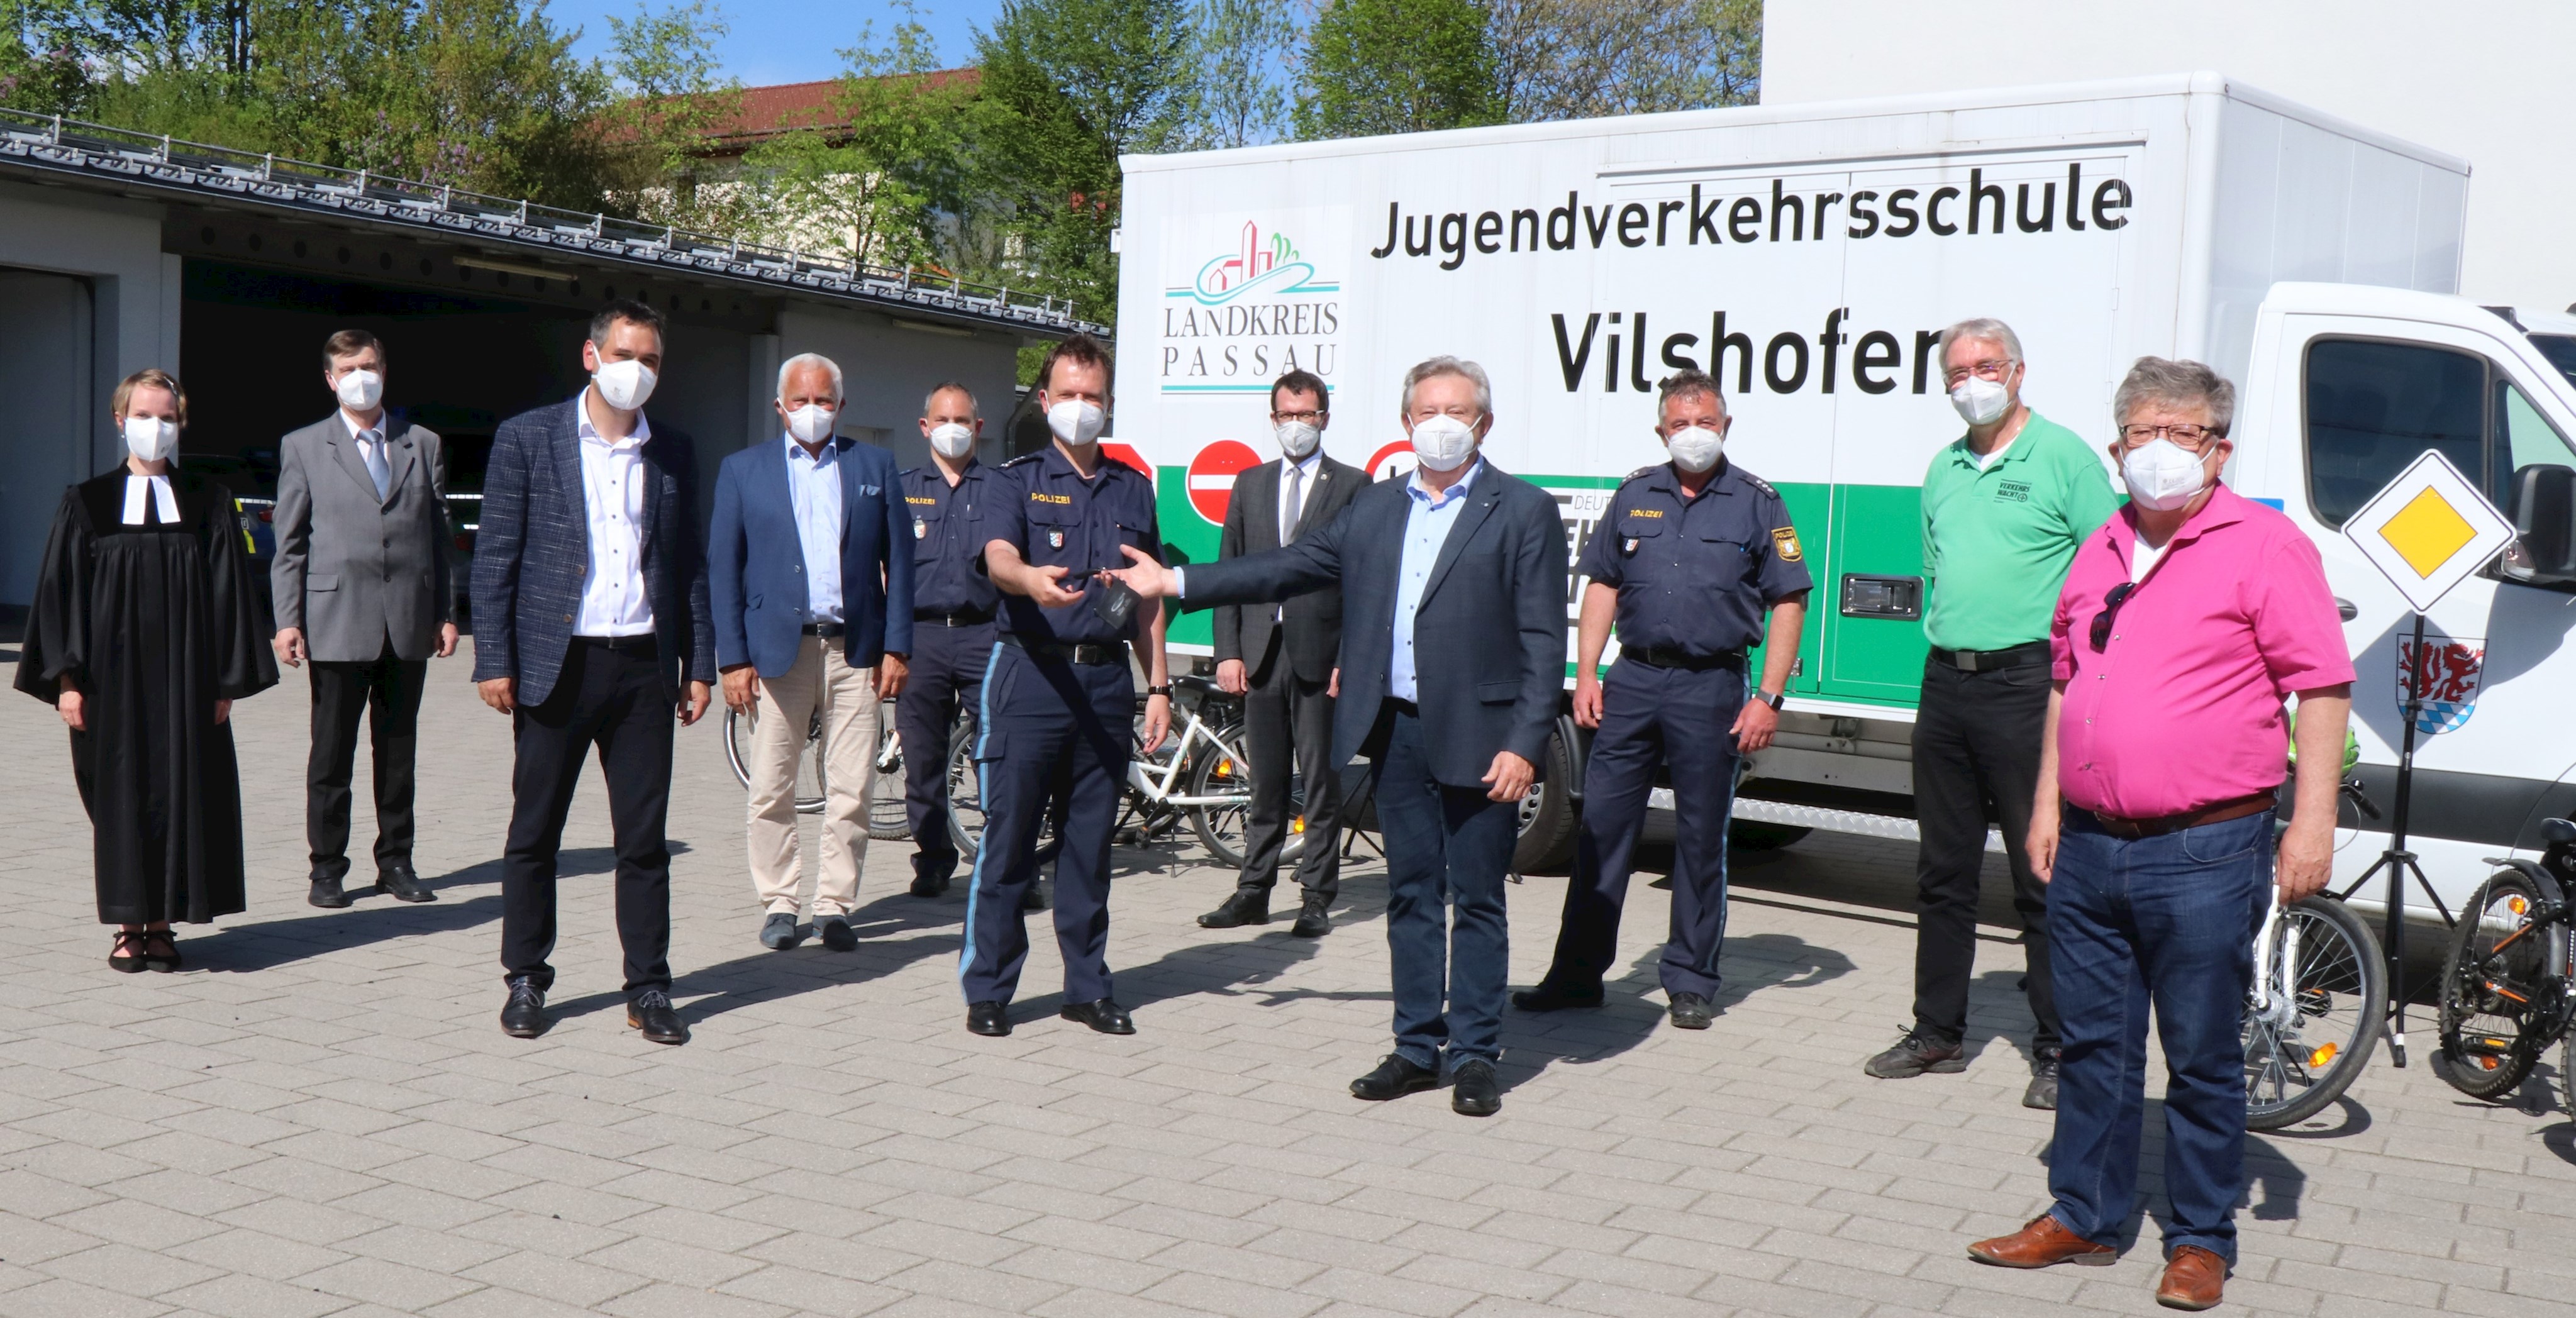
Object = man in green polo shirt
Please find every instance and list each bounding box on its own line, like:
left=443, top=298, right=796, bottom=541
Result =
left=1864, top=318, right=2118, bottom=1110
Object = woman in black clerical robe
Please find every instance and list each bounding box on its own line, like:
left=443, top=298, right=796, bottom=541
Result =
left=14, top=368, right=276, bottom=971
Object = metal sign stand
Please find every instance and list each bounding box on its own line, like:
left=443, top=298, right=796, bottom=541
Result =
left=2334, top=611, right=2458, bottom=1067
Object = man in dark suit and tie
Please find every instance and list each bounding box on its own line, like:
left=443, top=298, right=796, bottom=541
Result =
left=1201, top=368, right=1367, bottom=938
left=1110, top=357, right=1568, bottom=1116
left=472, top=299, right=714, bottom=1046
left=270, top=329, right=457, bottom=909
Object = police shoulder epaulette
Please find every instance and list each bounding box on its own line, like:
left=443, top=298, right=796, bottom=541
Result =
left=1624, top=465, right=1660, bottom=484
left=999, top=452, right=1045, bottom=468
left=1733, top=467, right=1780, bottom=499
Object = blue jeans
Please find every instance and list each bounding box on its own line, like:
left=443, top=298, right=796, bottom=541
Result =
left=2047, top=807, right=2269, bottom=1263
left=1374, top=706, right=1516, bottom=1069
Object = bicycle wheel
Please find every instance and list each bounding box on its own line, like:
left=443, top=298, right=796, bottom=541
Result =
left=1184, top=722, right=1269, bottom=870
left=724, top=707, right=828, bottom=815
left=866, top=712, right=910, bottom=841
left=945, top=714, right=984, bottom=861
left=2243, top=896, right=2385, bottom=1131
left=2436, top=869, right=2562, bottom=1099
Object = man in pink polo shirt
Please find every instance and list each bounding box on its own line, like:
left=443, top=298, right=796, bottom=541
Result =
left=1967, top=358, right=2353, bottom=1312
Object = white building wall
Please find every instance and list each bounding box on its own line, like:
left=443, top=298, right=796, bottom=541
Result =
left=774, top=306, right=1024, bottom=472
left=1760, top=1, right=2576, bottom=307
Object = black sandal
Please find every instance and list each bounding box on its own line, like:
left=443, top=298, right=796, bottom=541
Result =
left=142, top=929, right=180, bottom=973
left=109, top=930, right=148, bottom=973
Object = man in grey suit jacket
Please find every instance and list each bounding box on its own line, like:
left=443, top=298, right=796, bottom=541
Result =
left=271, top=329, right=456, bottom=910
left=1203, top=368, right=1367, bottom=937
left=1111, top=357, right=1568, bottom=1117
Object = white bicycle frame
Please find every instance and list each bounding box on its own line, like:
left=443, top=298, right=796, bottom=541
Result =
left=1129, top=706, right=1253, bottom=808
left=2247, top=889, right=2304, bottom=1035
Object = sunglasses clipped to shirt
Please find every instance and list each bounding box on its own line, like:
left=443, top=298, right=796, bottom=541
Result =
left=2089, top=582, right=2136, bottom=651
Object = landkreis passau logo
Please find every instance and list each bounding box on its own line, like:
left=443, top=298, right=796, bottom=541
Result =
left=1160, top=214, right=1345, bottom=394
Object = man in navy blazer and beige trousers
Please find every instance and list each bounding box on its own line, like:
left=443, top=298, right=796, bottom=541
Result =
left=474, top=299, right=714, bottom=1046
left=710, top=352, right=913, bottom=953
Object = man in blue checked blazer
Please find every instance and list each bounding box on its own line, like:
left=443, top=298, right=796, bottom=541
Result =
left=472, top=298, right=715, bottom=1048
left=709, top=351, right=913, bottom=955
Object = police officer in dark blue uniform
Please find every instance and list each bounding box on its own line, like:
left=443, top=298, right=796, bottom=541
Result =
left=1514, top=368, right=1811, bottom=1029
left=897, top=382, right=1001, bottom=898
left=962, top=333, right=1170, bottom=1038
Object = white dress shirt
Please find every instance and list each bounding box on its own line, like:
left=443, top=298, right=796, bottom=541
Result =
left=341, top=408, right=386, bottom=464
left=575, top=396, right=655, bottom=637
left=784, top=433, right=847, bottom=624
left=119, top=472, right=179, bottom=525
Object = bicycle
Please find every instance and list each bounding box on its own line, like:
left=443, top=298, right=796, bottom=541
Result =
left=940, top=672, right=1291, bottom=869
left=2433, top=816, right=2576, bottom=1114
left=723, top=699, right=910, bottom=841
left=2241, top=777, right=2389, bottom=1131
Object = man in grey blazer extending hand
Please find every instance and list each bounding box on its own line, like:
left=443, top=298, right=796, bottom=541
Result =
left=271, top=329, right=457, bottom=910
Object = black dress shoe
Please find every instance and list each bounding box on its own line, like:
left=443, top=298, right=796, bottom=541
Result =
left=1350, top=1053, right=1438, bottom=1101
left=1198, top=890, right=1270, bottom=929
left=1290, top=895, right=1333, bottom=938
left=966, top=1001, right=1011, bottom=1036
left=499, top=977, right=550, bottom=1038
left=628, top=989, right=689, bottom=1045
left=1451, top=1059, right=1502, bottom=1116
left=1511, top=980, right=1604, bottom=1012
left=908, top=863, right=952, bottom=897
left=375, top=865, right=435, bottom=903
left=1021, top=878, right=1052, bottom=912
left=309, top=876, right=351, bottom=909
left=1668, top=992, right=1714, bottom=1030
left=817, top=914, right=857, bottom=951
left=1060, top=999, right=1135, bottom=1034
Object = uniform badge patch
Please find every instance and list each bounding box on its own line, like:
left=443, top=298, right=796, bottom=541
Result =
left=1048, top=529, right=1065, bottom=549
left=914, top=518, right=927, bottom=540
left=1623, top=538, right=1640, bottom=554
left=1770, top=527, right=1804, bottom=562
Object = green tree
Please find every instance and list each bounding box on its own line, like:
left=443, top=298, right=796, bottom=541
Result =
left=1295, top=0, right=1500, bottom=140
left=974, top=0, right=1196, bottom=329
left=603, top=0, right=744, bottom=226
left=1175, top=0, right=1297, bottom=149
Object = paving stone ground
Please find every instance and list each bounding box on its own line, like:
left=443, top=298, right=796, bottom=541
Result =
left=1, top=640, right=2572, bottom=1317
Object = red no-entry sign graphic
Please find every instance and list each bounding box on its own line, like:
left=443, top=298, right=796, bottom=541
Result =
left=1187, top=440, right=1263, bottom=524
left=1366, top=440, right=1418, bottom=482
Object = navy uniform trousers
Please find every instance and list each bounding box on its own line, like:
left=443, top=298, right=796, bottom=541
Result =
left=897, top=618, right=996, bottom=882
left=1548, top=658, right=1745, bottom=998
left=959, top=641, right=1131, bottom=1005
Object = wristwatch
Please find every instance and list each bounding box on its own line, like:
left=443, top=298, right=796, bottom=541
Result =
left=1754, top=688, right=1787, bottom=711
left=1146, top=684, right=1174, bottom=698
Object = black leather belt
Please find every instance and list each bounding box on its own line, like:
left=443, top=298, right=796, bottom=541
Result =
left=574, top=634, right=657, bottom=655
left=1620, top=645, right=1746, bottom=672
left=1928, top=640, right=2050, bottom=673
left=1001, top=634, right=1128, bottom=666
left=914, top=609, right=994, bottom=626
left=801, top=622, right=846, bottom=638
left=1387, top=698, right=1420, bottom=717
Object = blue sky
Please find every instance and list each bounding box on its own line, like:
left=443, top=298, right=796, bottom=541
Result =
left=549, top=1, right=1009, bottom=87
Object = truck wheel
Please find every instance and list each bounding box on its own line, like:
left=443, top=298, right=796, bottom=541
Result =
left=1727, top=821, right=1811, bottom=851
left=1512, top=728, right=1579, bottom=875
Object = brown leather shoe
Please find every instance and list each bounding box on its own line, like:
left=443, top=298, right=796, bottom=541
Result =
left=1967, top=1214, right=2116, bottom=1268
left=2157, top=1245, right=2227, bottom=1310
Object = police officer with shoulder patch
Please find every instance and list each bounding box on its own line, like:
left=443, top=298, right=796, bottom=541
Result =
left=1514, top=367, right=1811, bottom=1031
left=962, top=333, right=1170, bottom=1039
left=896, top=380, right=1000, bottom=899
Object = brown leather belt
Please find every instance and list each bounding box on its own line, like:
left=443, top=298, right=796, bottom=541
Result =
left=2075, top=791, right=2278, bottom=841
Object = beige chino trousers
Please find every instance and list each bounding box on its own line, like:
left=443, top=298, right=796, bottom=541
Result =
left=746, top=636, right=879, bottom=917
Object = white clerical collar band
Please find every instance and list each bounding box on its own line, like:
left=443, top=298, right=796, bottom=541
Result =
left=121, top=473, right=178, bottom=525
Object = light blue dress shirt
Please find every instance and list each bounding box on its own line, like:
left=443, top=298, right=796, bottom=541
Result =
left=1388, top=459, right=1483, bottom=702
left=785, top=433, right=846, bottom=624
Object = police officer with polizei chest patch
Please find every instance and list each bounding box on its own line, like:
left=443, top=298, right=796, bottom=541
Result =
left=960, top=333, right=1171, bottom=1039
left=897, top=380, right=1002, bottom=898
left=1516, top=368, right=1811, bottom=1030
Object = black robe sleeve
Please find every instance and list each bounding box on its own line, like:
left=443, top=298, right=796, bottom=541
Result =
left=202, top=486, right=280, bottom=702
left=13, top=488, right=94, bottom=706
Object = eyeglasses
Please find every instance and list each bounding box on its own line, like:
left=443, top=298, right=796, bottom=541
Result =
left=1941, top=359, right=2015, bottom=387
left=2089, top=581, right=2135, bottom=651
left=2118, top=423, right=2222, bottom=450
left=1271, top=409, right=1326, bottom=424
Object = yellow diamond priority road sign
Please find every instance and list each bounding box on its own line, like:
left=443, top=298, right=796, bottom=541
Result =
left=2342, top=450, right=2516, bottom=613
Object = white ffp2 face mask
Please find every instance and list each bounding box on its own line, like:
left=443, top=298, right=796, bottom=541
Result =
left=785, top=403, right=836, bottom=444
left=1046, top=398, right=1106, bottom=446
left=1275, top=420, right=1321, bottom=460
left=1949, top=376, right=2010, bottom=427
left=1665, top=425, right=1724, bottom=473
left=2121, top=438, right=2214, bottom=511
left=928, top=422, right=975, bottom=460
left=335, top=368, right=383, bottom=413
left=124, top=414, right=178, bottom=463
left=594, top=358, right=657, bottom=411
left=1409, top=415, right=1479, bottom=472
